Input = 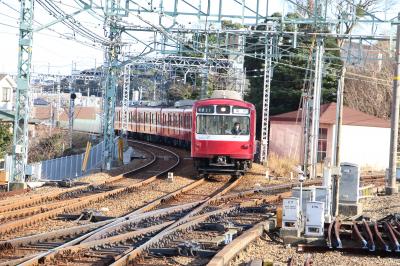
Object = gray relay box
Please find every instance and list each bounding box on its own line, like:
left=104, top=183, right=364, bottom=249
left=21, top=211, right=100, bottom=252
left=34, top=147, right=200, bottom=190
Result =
left=339, top=162, right=360, bottom=203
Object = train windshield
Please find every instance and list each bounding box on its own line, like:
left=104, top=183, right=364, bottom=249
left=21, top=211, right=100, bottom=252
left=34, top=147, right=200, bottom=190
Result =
left=196, top=115, right=250, bottom=135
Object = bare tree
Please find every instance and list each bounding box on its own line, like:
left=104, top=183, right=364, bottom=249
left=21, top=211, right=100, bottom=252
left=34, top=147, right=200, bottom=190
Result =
left=344, top=41, right=393, bottom=119
left=293, top=0, right=395, bottom=45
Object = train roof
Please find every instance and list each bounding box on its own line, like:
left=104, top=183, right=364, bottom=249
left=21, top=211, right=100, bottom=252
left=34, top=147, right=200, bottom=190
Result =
left=193, top=98, right=255, bottom=109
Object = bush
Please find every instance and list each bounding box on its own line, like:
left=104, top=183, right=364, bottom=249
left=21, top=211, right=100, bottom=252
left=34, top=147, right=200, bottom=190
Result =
left=28, top=133, right=66, bottom=163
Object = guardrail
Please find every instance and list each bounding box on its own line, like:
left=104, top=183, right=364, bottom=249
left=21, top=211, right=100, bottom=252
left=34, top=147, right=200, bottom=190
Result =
left=27, top=138, right=118, bottom=181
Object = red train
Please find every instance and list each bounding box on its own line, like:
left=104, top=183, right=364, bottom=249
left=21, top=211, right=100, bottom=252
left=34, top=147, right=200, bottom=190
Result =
left=115, top=97, right=256, bottom=177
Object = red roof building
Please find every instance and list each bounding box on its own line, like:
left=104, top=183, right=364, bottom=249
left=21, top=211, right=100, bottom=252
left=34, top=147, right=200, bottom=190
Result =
left=269, top=103, right=390, bottom=170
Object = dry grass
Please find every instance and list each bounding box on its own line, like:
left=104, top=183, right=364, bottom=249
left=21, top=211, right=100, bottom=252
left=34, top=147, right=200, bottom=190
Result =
left=268, top=153, right=298, bottom=178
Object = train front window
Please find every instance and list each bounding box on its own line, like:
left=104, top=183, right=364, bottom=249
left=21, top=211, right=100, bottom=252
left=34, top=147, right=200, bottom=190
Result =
left=196, top=115, right=250, bottom=135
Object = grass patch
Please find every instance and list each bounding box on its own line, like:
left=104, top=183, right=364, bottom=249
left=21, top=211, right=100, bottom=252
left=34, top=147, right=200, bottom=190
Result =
left=268, top=153, right=299, bottom=178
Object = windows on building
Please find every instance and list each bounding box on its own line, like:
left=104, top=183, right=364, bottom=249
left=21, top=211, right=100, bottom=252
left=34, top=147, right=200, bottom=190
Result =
left=317, top=128, right=328, bottom=162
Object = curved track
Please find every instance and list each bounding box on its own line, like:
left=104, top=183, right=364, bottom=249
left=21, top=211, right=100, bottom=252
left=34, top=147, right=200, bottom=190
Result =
left=0, top=140, right=182, bottom=264
left=0, top=141, right=245, bottom=265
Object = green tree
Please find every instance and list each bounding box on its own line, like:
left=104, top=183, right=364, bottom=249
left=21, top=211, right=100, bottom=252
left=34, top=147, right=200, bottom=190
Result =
left=244, top=13, right=341, bottom=138
left=0, top=123, right=12, bottom=157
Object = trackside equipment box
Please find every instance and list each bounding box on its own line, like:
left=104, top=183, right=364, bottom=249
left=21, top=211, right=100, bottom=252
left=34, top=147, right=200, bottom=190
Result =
left=339, top=163, right=360, bottom=203
left=292, top=187, right=316, bottom=215
left=315, top=186, right=331, bottom=223
left=305, top=201, right=325, bottom=237
left=282, top=197, right=301, bottom=229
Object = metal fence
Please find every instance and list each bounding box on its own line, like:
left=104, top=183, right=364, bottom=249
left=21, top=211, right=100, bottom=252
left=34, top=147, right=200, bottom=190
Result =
left=28, top=138, right=117, bottom=181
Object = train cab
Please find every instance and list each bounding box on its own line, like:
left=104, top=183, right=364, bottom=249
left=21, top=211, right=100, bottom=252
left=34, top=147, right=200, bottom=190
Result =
left=191, top=98, right=256, bottom=177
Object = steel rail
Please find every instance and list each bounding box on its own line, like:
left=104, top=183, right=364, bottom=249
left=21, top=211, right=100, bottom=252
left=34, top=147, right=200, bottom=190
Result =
left=0, top=176, right=159, bottom=235
left=81, top=176, right=240, bottom=243
left=109, top=175, right=296, bottom=265
left=47, top=221, right=175, bottom=256
left=0, top=140, right=178, bottom=235
left=111, top=207, right=237, bottom=266
left=108, top=177, right=243, bottom=266
left=16, top=171, right=300, bottom=265
left=0, top=219, right=111, bottom=249
left=207, top=221, right=267, bottom=266
left=13, top=202, right=198, bottom=265
left=112, top=188, right=290, bottom=266
left=0, top=141, right=156, bottom=213
left=11, top=141, right=182, bottom=265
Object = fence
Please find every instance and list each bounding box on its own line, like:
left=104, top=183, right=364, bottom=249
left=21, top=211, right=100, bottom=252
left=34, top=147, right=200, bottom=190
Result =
left=28, top=138, right=117, bottom=181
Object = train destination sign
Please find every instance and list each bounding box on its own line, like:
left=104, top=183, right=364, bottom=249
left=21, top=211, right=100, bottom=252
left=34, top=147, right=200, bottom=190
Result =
left=197, top=106, right=214, bottom=113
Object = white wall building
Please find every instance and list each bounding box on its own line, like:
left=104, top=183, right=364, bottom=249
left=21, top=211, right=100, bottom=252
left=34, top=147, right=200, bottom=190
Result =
left=0, top=74, right=15, bottom=110
left=270, top=103, right=390, bottom=170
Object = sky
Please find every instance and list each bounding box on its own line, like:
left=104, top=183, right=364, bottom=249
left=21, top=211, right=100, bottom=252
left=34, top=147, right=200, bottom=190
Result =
left=0, top=0, right=398, bottom=75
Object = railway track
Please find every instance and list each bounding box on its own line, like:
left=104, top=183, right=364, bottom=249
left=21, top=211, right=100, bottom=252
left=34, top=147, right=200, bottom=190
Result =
left=0, top=141, right=247, bottom=265
left=360, top=174, right=385, bottom=186
left=0, top=138, right=327, bottom=266
left=0, top=176, right=320, bottom=265
left=1, top=176, right=242, bottom=265
left=57, top=180, right=315, bottom=266
left=0, top=140, right=180, bottom=239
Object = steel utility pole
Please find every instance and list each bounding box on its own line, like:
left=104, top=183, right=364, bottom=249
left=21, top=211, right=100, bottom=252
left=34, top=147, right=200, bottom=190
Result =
left=10, top=0, right=34, bottom=190
left=259, top=32, right=273, bottom=165
left=103, top=0, right=122, bottom=170
left=387, top=13, right=400, bottom=195
left=332, top=66, right=346, bottom=216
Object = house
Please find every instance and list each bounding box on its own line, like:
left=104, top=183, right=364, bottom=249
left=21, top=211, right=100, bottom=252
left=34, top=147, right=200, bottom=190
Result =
left=31, top=105, right=101, bottom=133
left=269, top=103, right=390, bottom=170
left=0, top=74, right=15, bottom=110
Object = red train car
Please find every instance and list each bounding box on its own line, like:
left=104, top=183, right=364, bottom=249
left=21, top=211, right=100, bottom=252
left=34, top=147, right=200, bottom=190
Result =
left=115, top=97, right=256, bottom=177
left=115, top=105, right=192, bottom=149
left=191, top=98, right=256, bottom=177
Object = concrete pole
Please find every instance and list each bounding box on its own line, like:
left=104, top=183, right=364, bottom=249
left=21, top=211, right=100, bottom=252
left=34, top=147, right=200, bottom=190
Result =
left=200, top=34, right=209, bottom=99
left=310, top=39, right=324, bottom=179
left=56, top=78, right=61, bottom=125
left=332, top=65, right=346, bottom=216
left=386, top=13, right=400, bottom=195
